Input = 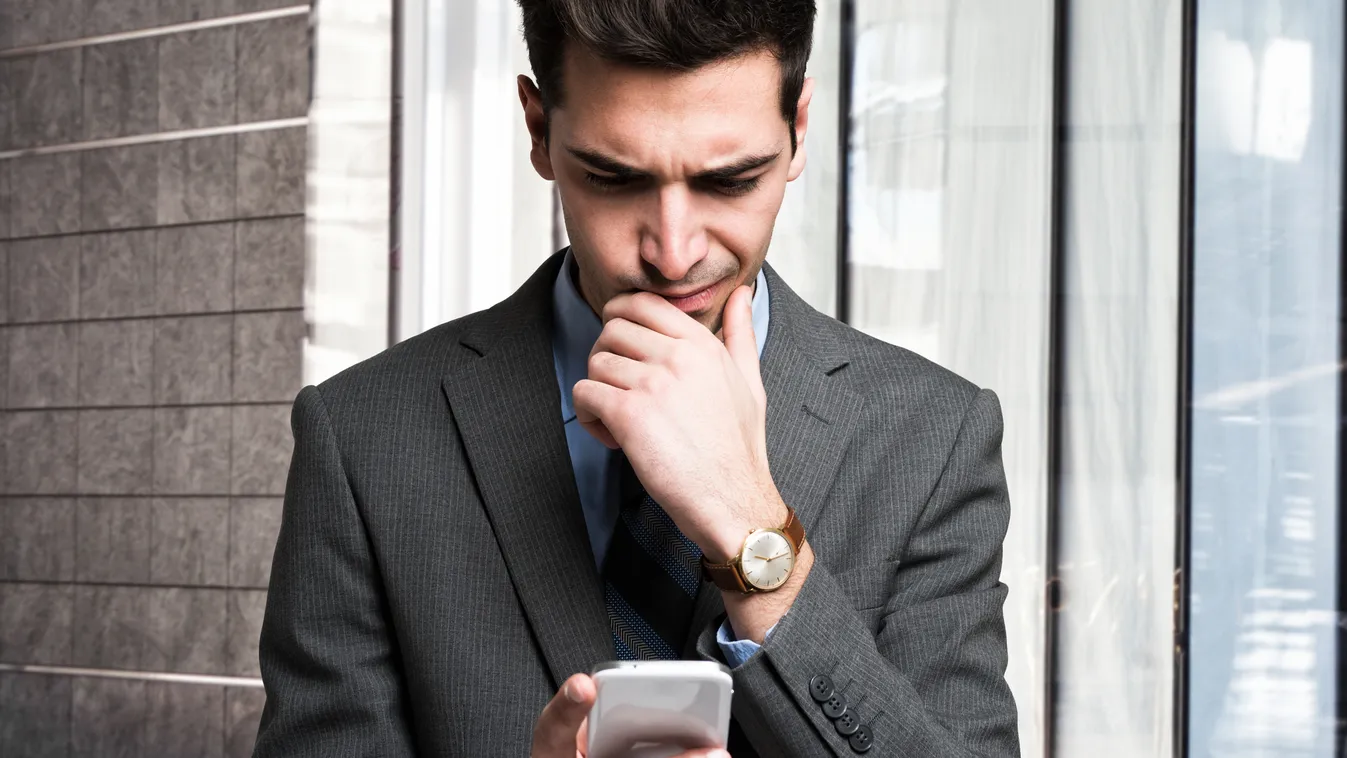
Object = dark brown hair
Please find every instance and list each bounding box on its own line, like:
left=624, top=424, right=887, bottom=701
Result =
left=516, top=0, right=816, bottom=153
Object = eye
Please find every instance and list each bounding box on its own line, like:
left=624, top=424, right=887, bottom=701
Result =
left=584, top=172, right=635, bottom=191
left=705, top=176, right=762, bottom=197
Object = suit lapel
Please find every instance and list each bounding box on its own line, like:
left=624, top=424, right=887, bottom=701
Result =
left=443, top=254, right=614, bottom=686
left=682, top=266, right=865, bottom=656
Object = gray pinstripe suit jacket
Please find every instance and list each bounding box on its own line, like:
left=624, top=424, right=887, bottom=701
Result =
left=253, top=251, right=1019, bottom=757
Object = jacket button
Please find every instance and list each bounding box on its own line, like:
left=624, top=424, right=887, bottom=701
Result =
left=834, top=710, right=860, bottom=737
left=809, top=675, right=834, bottom=702
left=849, top=724, right=873, bottom=753
left=822, top=692, right=848, bottom=719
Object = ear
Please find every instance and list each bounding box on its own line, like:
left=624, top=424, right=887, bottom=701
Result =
left=518, top=74, right=555, bottom=181
left=786, top=76, right=814, bottom=182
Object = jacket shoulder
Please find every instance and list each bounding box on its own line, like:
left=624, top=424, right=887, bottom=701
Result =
left=306, top=309, right=491, bottom=415
left=804, top=313, right=983, bottom=413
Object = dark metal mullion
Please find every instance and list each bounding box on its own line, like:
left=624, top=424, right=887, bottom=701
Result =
left=1042, top=0, right=1069, bottom=753
left=835, top=0, right=855, bottom=323
left=389, top=0, right=403, bottom=348
left=1173, top=0, right=1199, bottom=756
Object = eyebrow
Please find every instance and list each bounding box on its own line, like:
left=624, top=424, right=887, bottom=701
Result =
left=565, top=146, right=782, bottom=181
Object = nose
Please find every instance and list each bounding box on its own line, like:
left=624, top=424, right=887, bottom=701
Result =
left=639, top=183, right=708, bottom=282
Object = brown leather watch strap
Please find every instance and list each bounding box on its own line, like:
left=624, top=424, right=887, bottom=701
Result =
left=702, top=506, right=806, bottom=593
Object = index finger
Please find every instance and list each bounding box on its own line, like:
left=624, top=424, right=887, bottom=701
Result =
left=602, top=291, right=703, bottom=340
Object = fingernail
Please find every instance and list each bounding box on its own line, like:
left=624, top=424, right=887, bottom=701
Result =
left=710, top=751, right=731, bottom=758
left=565, top=681, right=584, bottom=703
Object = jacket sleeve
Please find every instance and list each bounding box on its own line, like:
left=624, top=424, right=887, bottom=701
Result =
left=252, top=386, right=417, bottom=758
left=697, top=388, right=1020, bottom=757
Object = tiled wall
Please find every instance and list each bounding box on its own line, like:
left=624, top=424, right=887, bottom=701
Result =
left=0, top=2, right=309, bottom=755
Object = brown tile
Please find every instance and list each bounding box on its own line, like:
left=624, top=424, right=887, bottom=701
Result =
left=153, top=406, right=231, bottom=494
left=7, top=235, right=80, bottom=323
left=150, top=498, right=229, bottom=586
left=143, top=587, right=227, bottom=673
left=228, top=497, right=281, bottom=588
left=145, top=681, right=225, bottom=758
left=72, top=677, right=146, bottom=758
left=225, top=589, right=265, bottom=676
left=8, top=153, right=81, bottom=237
left=237, top=15, right=309, bottom=122
left=157, top=0, right=237, bottom=25
left=0, top=164, right=10, bottom=242
left=158, top=135, right=237, bottom=225
left=0, top=673, right=72, bottom=756
left=0, top=498, right=76, bottom=581
left=78, top=319, right=154, bottom=407
left=80, top=230, right=156, bottom=319
left=154, top=315, right=233, bottom=404
left=158, top=27, right=236, bottom=131
left=71, top=585, right=147, bottom=670
left=5, top=49, right=83, bottom=149
left=85, top=0, right=158, bottom=35
left=77, top=408, right=154, bottom=495
left=0, top=583, right=73, bottom=665
left=230, top=404, right=291, bottom=496
left=82, top=144, right=159, bottom=231
left=4, top=410, right=77, bottom=495
left=234, top=217, right=303, bottom=310
left=233, top=311, right=303, bottom=403
left=83, top=37, right=158, bottom=140
left=7, top=323, right=78, bottom=408
left=237, top=127, right=306, bottom=217
left=75, top=498, right=151, bottom=583
left=224, top=687, right=265, bottom=758
left=4, top=0, right=84, bottom=47
left=155, top=223, right=234, bottom=315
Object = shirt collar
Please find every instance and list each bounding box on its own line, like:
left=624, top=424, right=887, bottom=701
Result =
left=552, top=250, right=771, bottom=423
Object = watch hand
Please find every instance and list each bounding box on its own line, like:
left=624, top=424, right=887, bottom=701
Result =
left=762, top=551, right=790, bottom=562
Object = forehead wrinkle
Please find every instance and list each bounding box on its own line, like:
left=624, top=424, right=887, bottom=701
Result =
left=553, top=49, right=788, bottom=180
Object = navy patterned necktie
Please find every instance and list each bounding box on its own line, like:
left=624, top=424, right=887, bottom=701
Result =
left=602, top=454, right=703, bottom=660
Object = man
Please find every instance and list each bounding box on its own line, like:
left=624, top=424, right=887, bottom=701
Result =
left=254, top=0, right=1019, bottom=755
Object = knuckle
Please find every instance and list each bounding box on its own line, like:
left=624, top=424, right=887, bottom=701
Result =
left=637, top=369, right=664, bottom=394
left=669, top=342, right=696, bottom=371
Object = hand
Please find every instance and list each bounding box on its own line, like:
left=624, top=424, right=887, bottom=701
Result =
left=572, top=285, right=784, bottom=561
left=530, top=673, right=732, bottom=758
left=531, top=674, right=594, bottom=758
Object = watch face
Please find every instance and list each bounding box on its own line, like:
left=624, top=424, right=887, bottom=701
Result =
left=740, top=529, right=795, bottom=591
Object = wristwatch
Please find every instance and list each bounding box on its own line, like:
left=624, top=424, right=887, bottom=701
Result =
left=702, top=506, right=806, bottom=593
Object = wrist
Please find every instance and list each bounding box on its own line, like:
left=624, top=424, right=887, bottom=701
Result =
left=703, top=484, right=788, bottom=563
left=722, top=540, right=813, bottom=642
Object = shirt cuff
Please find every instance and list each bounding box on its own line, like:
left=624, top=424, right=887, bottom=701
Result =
left=716, top=619, right=777, bottom=668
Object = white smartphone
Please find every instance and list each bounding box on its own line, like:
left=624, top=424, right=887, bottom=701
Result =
left=586, top=660, right=734, bottom=758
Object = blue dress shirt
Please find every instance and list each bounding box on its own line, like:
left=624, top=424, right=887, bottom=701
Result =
left=551, top=252, right=771, bottom=667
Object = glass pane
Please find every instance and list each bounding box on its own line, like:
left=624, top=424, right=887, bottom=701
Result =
left=846, top=2, right=1055, bottom=753
left=766, top=0, right=841, bottom=316
left=397, top=0, right=554, bottom=339
left=1054, top=0, right=1183, bottom=754
left=308, top=0, right=394, bottom=381
left=1188, top=1, right=1343, bottom=754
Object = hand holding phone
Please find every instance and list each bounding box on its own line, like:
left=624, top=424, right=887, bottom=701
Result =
left=585, top=661, right=734, bottom=758
left=531, top=664, right=734, bottom=758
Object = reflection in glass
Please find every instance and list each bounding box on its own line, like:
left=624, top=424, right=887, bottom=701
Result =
left=1189, top=2, right=1343, bottom=755
left=846, top=2, right=1055, bottom=753
left=1054, top=1, right=1182, bottom=755
left=766, top=0, right=841, bottom=315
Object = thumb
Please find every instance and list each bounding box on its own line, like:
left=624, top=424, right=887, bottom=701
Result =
left=722, top=285, right=760, bottom=383
left=531, top=674, right=595, bottom=757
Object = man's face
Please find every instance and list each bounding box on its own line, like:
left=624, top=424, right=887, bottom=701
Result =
left=520, top=47, right=812, bottom=333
